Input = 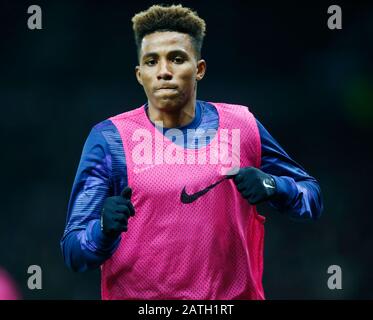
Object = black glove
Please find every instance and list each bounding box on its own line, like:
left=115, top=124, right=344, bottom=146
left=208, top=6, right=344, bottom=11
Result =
left=232, top=167, right=277, bottom=205
left=100, top=187, right=135, bottom=238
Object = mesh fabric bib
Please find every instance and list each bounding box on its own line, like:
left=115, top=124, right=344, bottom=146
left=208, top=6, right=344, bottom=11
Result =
left=102, top=102, right=265, bottom=300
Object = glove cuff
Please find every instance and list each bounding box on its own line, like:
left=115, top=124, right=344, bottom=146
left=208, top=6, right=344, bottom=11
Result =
left=269, top=175, right=298, bottom=210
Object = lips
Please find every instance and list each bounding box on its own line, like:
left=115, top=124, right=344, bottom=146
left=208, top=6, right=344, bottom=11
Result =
left=156, top=85, right=178, bottom=90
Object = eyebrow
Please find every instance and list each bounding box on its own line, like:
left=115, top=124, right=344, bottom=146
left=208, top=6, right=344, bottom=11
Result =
left=141, top=50, right=189, bottom=61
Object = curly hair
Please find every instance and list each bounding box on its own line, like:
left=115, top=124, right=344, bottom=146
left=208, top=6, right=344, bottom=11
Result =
left=132, top=4, right=206, bottom=59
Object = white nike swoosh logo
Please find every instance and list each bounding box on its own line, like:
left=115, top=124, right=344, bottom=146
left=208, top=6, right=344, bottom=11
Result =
left=263, top=180, right=275, bottom=189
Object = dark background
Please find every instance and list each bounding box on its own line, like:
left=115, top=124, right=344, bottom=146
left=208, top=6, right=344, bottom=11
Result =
left=1, top=0, right=372, bottom=299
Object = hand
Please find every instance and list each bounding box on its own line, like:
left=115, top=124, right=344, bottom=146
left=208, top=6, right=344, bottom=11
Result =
left=100, top=187, right=135, bottom=238
left=232, top=167, right=277, bottom=205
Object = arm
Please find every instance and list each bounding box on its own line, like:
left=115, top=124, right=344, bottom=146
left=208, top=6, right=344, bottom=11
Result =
left=257, top=119, right=323, bottom=220
left=60, top=122, right=123, bottom=272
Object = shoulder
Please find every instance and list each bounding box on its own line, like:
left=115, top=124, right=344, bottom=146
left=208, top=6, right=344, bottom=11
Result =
left=206, top=101, right=251, bottom=113
left=205, top=101, right=257, bottom=124
left=92, top=119, right=117, bottom=133
left=218, top=102, right=250, bottom=110
left=90, top=119, right=118, bottom=141
left=87, top=119, right=122, bottom=152
left=109, top=105, right=145, bottom=122
left=91, top=104, right=146, bottom=136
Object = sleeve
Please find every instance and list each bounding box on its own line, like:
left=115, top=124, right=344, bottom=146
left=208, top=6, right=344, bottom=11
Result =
left=60, top=122, right=123, bottom=272
left=256, top=119, right=323, bottom=220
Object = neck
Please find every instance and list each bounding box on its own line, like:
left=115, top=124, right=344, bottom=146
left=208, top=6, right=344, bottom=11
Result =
left=147, top=99, right=196, bottom=128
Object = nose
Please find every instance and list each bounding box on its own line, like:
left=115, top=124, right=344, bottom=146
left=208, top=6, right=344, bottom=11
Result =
left=157, top=60, right=173, bottom=81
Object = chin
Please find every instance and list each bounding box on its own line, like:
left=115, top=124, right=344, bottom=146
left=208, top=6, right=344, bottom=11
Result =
left=155, top=97, right=183, bottom=112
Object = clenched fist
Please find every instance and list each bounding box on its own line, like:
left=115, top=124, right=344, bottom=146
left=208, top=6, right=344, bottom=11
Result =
left=232, top=167, right=277, bottom=205
left=100, top=187, right=135, bottom=238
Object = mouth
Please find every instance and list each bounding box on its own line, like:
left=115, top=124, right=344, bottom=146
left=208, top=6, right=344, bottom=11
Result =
left=156, top=85, right=178, bottom=90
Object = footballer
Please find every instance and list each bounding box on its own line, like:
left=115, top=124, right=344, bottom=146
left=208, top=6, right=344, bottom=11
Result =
left=61, top=4, right=323, bottom=300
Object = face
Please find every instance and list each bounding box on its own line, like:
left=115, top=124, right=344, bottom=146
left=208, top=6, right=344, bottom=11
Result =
left=135, top=31, right=206, bottom=112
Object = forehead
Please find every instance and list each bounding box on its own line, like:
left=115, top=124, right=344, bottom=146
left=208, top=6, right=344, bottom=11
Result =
left=140, top=31, right=194, bottom=56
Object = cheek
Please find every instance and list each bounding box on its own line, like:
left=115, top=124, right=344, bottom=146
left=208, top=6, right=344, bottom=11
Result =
left=140, top=74, right=153, bottom=89
left=178, top=67, right=197, bottom=85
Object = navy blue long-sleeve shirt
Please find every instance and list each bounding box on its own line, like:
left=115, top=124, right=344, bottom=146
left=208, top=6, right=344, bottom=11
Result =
left=61, top=101, right=323, bottom=272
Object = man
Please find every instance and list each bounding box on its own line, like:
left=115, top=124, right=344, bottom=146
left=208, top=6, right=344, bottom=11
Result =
left=61, top=4, right=323, bottom=300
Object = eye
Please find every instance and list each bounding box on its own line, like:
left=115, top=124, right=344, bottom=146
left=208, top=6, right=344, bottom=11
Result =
left=173, top=56, right=185, bottom=64
left=145, top=59, right=157, bottom=66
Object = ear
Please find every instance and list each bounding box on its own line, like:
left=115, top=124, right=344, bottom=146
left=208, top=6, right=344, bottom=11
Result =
left=196, top=59, right=206, bottom=81
left=135, top=65, right=143, bottom=86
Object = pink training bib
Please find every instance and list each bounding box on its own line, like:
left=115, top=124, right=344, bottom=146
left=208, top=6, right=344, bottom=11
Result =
left=102, top=102, right=265, bottom=300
